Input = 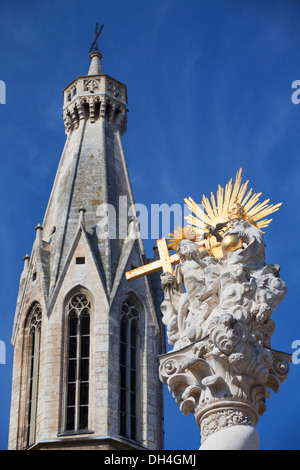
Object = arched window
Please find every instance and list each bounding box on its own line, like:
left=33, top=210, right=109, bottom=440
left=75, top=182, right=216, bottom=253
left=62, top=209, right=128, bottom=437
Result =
left=66, top=293, right=91, bottom=432
left=26, top=304, right=42, bottom=447
left=119, top=297, right=141, bottom=441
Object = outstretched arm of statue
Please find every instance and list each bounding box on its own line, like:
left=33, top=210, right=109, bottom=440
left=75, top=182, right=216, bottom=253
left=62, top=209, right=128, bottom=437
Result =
left=204, top=222, right=228, bottom=243
left=193, top=249, right=210, bottom=269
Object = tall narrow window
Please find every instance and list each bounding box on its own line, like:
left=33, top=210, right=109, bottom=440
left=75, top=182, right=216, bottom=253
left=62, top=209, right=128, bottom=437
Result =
left=66, top=293, right=90, bottom=432
left=27, top=304, right=42, bottom=448
left=119, top=298, right=140, bottom=441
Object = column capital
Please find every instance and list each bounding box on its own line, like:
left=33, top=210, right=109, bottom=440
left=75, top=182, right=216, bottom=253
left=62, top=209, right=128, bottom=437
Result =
left=159, top=326, right=290, bottom=448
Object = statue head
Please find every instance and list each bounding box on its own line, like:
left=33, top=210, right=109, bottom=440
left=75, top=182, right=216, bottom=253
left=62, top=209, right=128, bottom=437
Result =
left=228, top=217, right=251, bottom=232
left=227, top=200, right=247, bottom=223
left=230, top=265, right=250, bottom=283
left=176, top=239, right=200, bottom=261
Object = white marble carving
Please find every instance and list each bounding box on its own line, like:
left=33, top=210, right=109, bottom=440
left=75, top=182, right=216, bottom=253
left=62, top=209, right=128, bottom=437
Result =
left=159, top=216, right=290, bottom=449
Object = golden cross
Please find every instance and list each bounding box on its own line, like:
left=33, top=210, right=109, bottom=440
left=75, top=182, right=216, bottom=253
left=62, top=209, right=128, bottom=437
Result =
left=125, top=238, right=180, bottom=281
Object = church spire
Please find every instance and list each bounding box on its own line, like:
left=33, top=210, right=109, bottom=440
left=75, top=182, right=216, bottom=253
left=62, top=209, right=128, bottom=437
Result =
left=43, top=26, right=129, bottom=297
left=9, top=28, right=165, bottom=451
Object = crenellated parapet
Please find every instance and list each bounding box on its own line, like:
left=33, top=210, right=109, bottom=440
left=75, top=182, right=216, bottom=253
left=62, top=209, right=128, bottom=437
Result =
left=62, top=73, right=127, bottom=135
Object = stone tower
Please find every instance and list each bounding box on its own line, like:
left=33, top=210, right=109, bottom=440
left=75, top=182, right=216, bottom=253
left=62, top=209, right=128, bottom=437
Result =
left=8, top=37, right=165, bottom=450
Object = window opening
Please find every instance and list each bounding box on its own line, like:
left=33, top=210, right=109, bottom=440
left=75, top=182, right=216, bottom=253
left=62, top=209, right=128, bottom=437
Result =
left=66, top=293, right=90, bottom=432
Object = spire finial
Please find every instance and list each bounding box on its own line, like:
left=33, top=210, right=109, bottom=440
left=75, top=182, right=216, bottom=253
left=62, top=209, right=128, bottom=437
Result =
left=78, top=207, right=86, bottom=228
left=89, top=23, right=104, bottom=54
left=88, top=23, right=104, bottom=75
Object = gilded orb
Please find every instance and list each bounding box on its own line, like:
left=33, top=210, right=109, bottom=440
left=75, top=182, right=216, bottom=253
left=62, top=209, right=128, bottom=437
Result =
left=221, top=233, right=243, bottom=254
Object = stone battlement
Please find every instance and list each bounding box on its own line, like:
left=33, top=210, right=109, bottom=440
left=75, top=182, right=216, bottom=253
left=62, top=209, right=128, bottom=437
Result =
left=63, top=74, right=127, bottom=134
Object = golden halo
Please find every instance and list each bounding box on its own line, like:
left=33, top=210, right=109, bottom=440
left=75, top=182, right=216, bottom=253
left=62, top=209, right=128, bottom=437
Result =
left=168, top=225, right=205, bottom=252
left=168, top=168, right=282, bottom=258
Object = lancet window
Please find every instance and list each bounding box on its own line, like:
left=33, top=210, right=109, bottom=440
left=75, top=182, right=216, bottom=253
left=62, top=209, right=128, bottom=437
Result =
left=65, top=293, right=91, bottom=432
left=26, top=303, right=42, bottom=448
left=119, top=297, right=141, bottom=441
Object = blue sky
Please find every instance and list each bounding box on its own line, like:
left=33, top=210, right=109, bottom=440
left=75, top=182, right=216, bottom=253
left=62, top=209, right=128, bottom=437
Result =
left=0, top=0, right=300, bottom=450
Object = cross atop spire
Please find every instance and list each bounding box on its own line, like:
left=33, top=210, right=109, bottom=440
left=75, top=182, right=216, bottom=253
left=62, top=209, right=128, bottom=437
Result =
left=88, top=23, right=104, bottom=75
left=89, top=23, right=104, bottom=53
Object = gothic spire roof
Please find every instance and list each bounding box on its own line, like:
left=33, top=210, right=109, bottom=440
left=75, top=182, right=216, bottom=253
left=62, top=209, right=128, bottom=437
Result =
left=12, top=36, right=161, bottom=339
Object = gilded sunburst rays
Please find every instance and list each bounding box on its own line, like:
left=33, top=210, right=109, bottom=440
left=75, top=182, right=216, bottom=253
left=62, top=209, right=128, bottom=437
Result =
left=168, top=225, right=200, bottom=251
left=168, top=168, right=282, bottom=255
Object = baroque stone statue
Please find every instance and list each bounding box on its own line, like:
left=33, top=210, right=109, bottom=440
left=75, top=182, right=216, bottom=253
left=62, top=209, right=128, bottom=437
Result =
left=158, top=169, right=291, bottom=450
